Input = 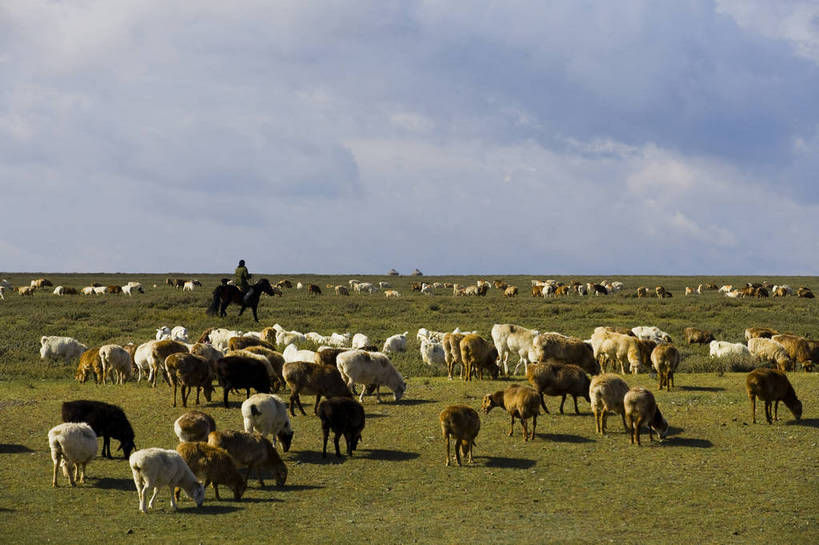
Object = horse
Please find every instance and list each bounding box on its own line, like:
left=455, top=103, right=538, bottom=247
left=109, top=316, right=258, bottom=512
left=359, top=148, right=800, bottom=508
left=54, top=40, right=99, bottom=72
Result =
left=206, top=278, right=275, bottom=322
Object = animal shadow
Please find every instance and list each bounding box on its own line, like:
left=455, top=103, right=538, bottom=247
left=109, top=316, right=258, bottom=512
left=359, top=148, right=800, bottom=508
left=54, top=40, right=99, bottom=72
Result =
left=678, top=386, right=725, bottom=392
left=94, top=477, right=135, bottom=491
left=662, top=437, right=713, bottom=448
left=289, top=450, right=348, bottom=465
left=393, top=398, right=435, bottom=406
left=278, top=484, right=324, bottom=492
left=0, top=444, right=33, bottom=454
left=358, top=449, right=420, bottom=462
left=190, top=504, right=242, bottom=515
left=541, top=433, right=594, bottom=444
left=786, top=418, right=819, bottom=428
left=482, top=456, right=537, bottom=469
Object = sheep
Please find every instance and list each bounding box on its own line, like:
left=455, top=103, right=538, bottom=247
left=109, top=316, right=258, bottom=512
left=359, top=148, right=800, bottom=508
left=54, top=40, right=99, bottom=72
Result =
left=282, top=360, right=353, bottom=416
left=314, top=346, right=350, bottom=367
left=525, top=362, right=591, bottom=415
left=40, top=336, right=88, bottom=366
left=75, top=346, right=103, bottom=384
left=164, top=353, right=215, bottom=407
left=99, top=344, right=133, bottom=385
left=307, top=283, right=322, bottom=295
left=709, top=340, right=752, bottom=359
left=382, top=331, right=409, bottom=353
left=156, top=326, right=172, bottom=340
left=276, top=330, right=307, bottom=347
left=241, top=394, right=294, bottom=452
left=460, top=334, right=500, bottom=381
left=351, top=333, right=372, bottom=349
left=594, top=330, right=655, bottom=375
left=631, top=326, right=672, bottom=344
left=384, top=289, right=401, bottom=297
left=683, top=327, right=715, bottom=345
left=81, top=286, right=95, bottom=296
left=746, top=368, right=803, bottom=424
left=61, top=400, right=136, bottom=459
left=204, top=328, right=243, bottom=352
left=171, top=326, right=189, bottom=343
left=149, top=339, right=189, bottom=387
left=182, top=280, right=201, bottom=291
left=623, top=387, right=668, bottom=445
left=31, top=277, right=53, bottom=289
left=228, top=335, right=276, bottom=352
left=745, top=327, right=779, bottom=341
left=105, top=285, right=123, bottom=294
left=48, top=422, right=97, bottom=487
left=443, top=332, right=466, bottom=380
left=18, top=286, right=35, bottom=296
left=132, top=341, right=157, bottom=383
left=771, top=334, right=819, bottom=371
left=589, top=373, right=630, bottom=435
left=174, top=411, right=217, bottom=442
left=491, top=323, right=539, bottom=375
left=336, top=349, right=407, bottom=403
left=335, top=285, right=350, bottom=296
left=481, top=385, right=541, bottom=441
left=420, top=338, right=446, bottom=367
left=216, top=355, right=271, bottom=408
left=439, top=405, right=480, bottom=466
left=529, top=333, right=599, bottom=375
left=175, top=442, right=246, bottom=500
left=651, top=343, right=680, bottom=391
left=237, top=346, right=286, bottom=390
left=748, top=337, right=792, bottom=371
left=189, top=342, right=224, bottom=366
left=504, top=286, right=518, bottom=297
left=207, top=430, right=287, bottom=487
left=317, top=397, right=366, bottom=458
left=122, top=283, right=144, bottom=296
left=283, top=343, right=318, bottom=363
left=797, top=287, right=814, bottom=298
left=129, top=448, right=205, bottom=513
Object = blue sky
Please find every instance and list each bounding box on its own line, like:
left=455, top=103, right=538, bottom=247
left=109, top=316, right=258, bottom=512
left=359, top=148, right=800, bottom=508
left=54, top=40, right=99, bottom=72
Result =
left=2, top=1, right=818, bottom=274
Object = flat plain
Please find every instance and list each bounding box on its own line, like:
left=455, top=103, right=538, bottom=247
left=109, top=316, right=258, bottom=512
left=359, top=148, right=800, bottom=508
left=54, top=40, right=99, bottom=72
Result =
left=0, top=273, right=817, bottom=544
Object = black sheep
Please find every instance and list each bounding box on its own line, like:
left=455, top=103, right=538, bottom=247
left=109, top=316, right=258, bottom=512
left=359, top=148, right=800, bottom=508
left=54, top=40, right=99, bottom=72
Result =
left=61, top=400, right=136, bottom=459
left=216, top=356, right=271, bottom=408
left=317, top=397, right=365, bottom=458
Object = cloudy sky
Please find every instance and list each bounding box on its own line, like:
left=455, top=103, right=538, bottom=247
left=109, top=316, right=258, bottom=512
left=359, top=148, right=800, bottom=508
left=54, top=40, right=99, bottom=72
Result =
left=2, top=1, right=818, bottom=275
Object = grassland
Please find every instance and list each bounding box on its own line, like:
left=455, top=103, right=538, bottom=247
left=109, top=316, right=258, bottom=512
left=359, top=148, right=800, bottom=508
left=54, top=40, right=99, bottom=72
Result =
left=0, top=273, right=818, bottom=544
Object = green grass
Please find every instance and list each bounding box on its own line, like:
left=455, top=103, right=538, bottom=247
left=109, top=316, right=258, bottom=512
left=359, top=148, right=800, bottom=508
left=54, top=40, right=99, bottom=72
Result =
left=0, top=273, right=818, bottom=544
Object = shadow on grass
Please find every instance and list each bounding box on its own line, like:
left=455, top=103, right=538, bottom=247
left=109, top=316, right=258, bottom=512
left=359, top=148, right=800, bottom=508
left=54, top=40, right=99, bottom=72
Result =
left=395, top=398, right=436, bottom=406
left=359, top=449, right=420, bottom=462
left=541, top=433, right=595, bottom=444
left=279, top=484, right=324, bottom=492
left=95, top=477, right=134, bottom=491
left=482, top=456, right=537, bottom=469
left=0, top=444, right=33, bottom=454
left=289, top=450, right=347, bottom=465
left=189, top=504, right=242, bottom=515
left=0, top=507, right=14, bottom=513
left=237, top=496, right=284, bottom=504
left=662, top=437, right=713, bottom=448
left=678, top=386, right=725, bottom=392
left=786, top=418, right=819, bottom=428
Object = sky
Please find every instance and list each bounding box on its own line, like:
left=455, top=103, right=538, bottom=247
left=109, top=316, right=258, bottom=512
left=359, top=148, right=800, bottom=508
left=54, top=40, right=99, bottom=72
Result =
left=1, top=0, right=819, bottom=275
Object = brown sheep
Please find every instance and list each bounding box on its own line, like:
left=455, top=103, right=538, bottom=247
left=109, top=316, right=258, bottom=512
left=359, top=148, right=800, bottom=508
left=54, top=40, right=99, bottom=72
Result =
left=241, top=346, right=285, bottom=390
left=282, top=360, right=352, bottom=416
left=589, top=373, right=630, bottom=434
left=459, top=334, right=500, bottom=381
left=526, top=362, right=591, bottom=415
left=623, top=387, right=668, bottom=445
left=174, top=411, right=216, bottom=442
left=636, top=286, right=648, bottom=297
left=531, top=285, right=542, bottom=297
left=772, top=334, right=819, bottom=372
left=314, top=347, right=351, bottom=367
left=439, top=405, right=480, bottom=466
left=683, top=327, right=715, bottom=345
left=655, top=286, right=671, bottom=298
left=530, top=333, right=599, bottom=375
left=276, top=279, right=292, bottom=289
left=335, top=285, right=350, bottom=296
left=105, top=285, right=122, bottom=294
left=493, top=280, right=508, bottom=290
left=164, top=353, right=215, bottom=408
left=317, top=397, right=366, bottom=458
left=175, top=442, right=246, bottom=500
left=228, top=336, right=276, bottom=352
left=31, top=278, right=53, bottom=289
left=481, top=385, right=540, bottom=441
left=150, top=339, right=189, bottom=387
left=797, top=287, right=814, bottom=298
left=443, top=332, right=466, bottom=380
left=18, top=286, right=35, bottom=296
left=650, top=343, right=680, bottom=392
left=207, top=430, right=287, bottom=487
left=307, top=284, right=322, bottom=295
left=503, top=286, right=518, bottom=297
left=75, top=346, right=103, bottom=384
left=746, top=368, right=803, bottom=424
left=745, top=327, right=779, bottom=341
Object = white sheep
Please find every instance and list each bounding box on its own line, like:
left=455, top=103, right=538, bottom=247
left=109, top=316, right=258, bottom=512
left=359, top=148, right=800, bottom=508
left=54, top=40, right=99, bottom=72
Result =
left=336, top=349, right=406, bottom=402
left=329, top=332, right=352, bottom=347
left=420, top=338, right=446, bottom=366
left=40, top=336, right=88, bottom=366
left=631, top=326, right=672, bottom=343
left=207, top=328, right=243, bottom=352
left=48, top=422, right=97, bottom=487
left=306, top=332, right=332, bottom=345
left=351, top=333, right=372, bottom=349
left=709, top=340, right=751, bottom=359
left=276, top=329, right=306, bottom=347
left=283, top=343, right=317, bottom=363
left=382, top=331, right=409, bottom=353
left=171, top=326, right=189, bottom=343
left=156, top=326, right=172, bottom=341
left=241, top=394, right=294, bottom=451
left=99, top=344, right=132, bottom=385
left=129, top=448, right=205, bottom=513
left=133, top=341, right=157, bottom=383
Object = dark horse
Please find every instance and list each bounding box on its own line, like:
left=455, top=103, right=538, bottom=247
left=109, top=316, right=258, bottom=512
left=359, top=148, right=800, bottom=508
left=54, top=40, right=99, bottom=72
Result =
left=207, top=278, right=275, bottom=322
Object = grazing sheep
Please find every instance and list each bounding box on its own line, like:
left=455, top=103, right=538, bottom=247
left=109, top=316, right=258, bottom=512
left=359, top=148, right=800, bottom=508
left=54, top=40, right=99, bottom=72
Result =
left=481, top=385, right=541, bottom=441
left=283, top=343, right=318, bottom=363
left=62, top=400, right=136, bottom=459
left=589, top=374, right=630, bottom=435
left=439, top=405, right=480, bottom=466
left=683, top=327, right=715, bottom=345
left=491, top=324, right=539, bottom=375
left=594, top=330, right=655, bottom=375
left=315, top=346, right=350, bottom=367
left=748, top=337, right=792, bottom=371
left=797, top=287, right=814, bottom=298
left=227, top=335, right=276, bottom=352
left=525, top=362, right=591, bottom=415
left=75, top=346, right=103, bottom=384
left=771, top=334, right=819, bottom=372
left=623, top=387, right=668, bottom=445
left=307, top=284, right=322, bottom=295
left=48, top=423, right=97, bottom=487
left=351, top=333, right=372, bottom=349
left=709, top=340, right=752, bottom=359
left=631, top=326, right=672, bottom=344
left=384, top=289, right=401, bottom=297
left=282, top=360, right=352, bottom=416
left=40, top=336, right=88, bottom=366
left=175, top=442, right=246, bottom=500
left=443, top=332, right=466, bottom=380
left=99, top=344, right=133, bottom=385
left=336, top=349, right=406, bottom=403
left=149, top=339, right=189, bottom=387
left=651, top=343, right=680, bottom=391
left=129, top=448, right=205, bottom=513
left=174, top=411, right=217, bottom=443
left=382, top=331, right=409, bottom=353
left=745, top=327, right=779, bottom=341
left=460, top=334, right=500, bottom=381
left=216, top=355, right=271, bottom=408
left=503, top=286, right=518, bottom=297
left=238, top=346, right=285, bottom=390
left=420, top=338, right=446, bottom=366
left=165, top=353, right=215, bottom=408
left=132, top=341, right=157, bottom=383
left=189, top=342, right=224, bottom=366
left=746, top=368, right=803, bottom=424
left=317, top=397, right=366, bottom=458
left=529, top=333, right=599, bottom=375
left=207, top=430, right=287, bottom=487
left=335, top=285, right=350, bottom=296
left=241, top=394, right=294, bottom=452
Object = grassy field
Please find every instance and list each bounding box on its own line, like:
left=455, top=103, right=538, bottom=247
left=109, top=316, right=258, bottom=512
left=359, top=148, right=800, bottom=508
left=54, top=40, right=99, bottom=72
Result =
left=0, top=273, right=818, bottom=544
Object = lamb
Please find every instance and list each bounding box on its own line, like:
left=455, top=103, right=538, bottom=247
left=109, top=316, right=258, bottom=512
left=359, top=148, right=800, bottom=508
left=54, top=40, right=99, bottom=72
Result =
left=165, top=353, right=215, bottom=407
left=129, top=448, right=205, bottom=513
left=460, top=334, right=500, bottom=381
left=241, top=394, right=294, bottom=452
left=317, top=397, right=366, bottom=458
left=683, top=327, right=715, bottom=345
left=382, top=331, right=409, bottom=353
left=525, top=362, right=591, bottom=415
left=283, top=343, right=318, bottom=363
left=623, top=387, right=669, bottom=445
left=420, top=338, right=446, bottom=366
left=40, top=336, right=88, bottom=366
left=174, top=411, right=216, bottom=442
left=216, top=355, right=271, bottom=408
left=207, top=430, right=287, bottom=487
left=589, top=373, right=630, bottom=435
left=748, top=337, right=792, bottom=371
left=48, top=422, right=97, bottom=487
left=746, top=368, right=803, bottom=424
left=481, top=385, right=541, bottom=441
left=149, top=339, right=189, bottom=387
left=336, top=349, right=407, bottom=403
left=439, top=405, right=480, bottom=466
left=75, top=346, right=103, bottom=384
left=491, top=323, right=539, bottom=375
left=651, top=343, right=680, bottom=391
left=175, top=442, right=246, bottom=500
left=529, top=333, right=599, bottom=375
left=61, top=400, right=136, bottom=458
left=99, top=344, right=133, bottom=385
left=631, top=326, right=672, bottom=344
left=709, top=340, right=752, bottom=359
left=282, top=360, right=353, bottom=416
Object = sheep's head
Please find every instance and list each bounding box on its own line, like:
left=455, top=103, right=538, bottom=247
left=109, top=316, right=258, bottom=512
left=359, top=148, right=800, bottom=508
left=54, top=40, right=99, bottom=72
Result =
left=788, top=399, right=803, bottom=421
left=651, top=409, right=669, bottom=440
left=232, top=479, right=247, bottom=500
left=273, top=463, right=288, bottom=487
left=277, top=429, right=294, bottom=452
left=202, top=383, right=214, bottom=402
left=481, top=394, right=498, bottom=414
left=393, top=381, right=407, bottom=402
left=190, top=482, right=205, bottom=507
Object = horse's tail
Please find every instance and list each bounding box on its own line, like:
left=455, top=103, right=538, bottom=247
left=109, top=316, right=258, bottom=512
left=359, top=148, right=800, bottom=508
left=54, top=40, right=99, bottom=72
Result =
left=206, top=286, right=221, bottom=315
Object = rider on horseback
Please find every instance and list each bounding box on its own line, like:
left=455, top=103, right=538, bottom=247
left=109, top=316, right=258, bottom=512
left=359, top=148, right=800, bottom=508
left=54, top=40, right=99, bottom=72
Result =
left=235, top=259, right=253, bottom=304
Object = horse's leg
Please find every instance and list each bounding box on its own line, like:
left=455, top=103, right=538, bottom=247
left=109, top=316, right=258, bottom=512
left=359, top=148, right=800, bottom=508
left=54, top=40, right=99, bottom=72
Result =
left=251, top=303, right=259, bottom=322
